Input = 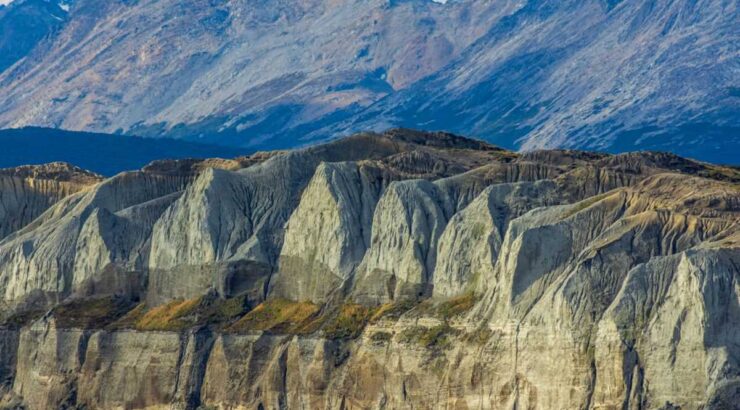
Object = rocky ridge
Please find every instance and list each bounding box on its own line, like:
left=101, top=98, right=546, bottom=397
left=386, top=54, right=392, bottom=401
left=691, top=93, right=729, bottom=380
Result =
left=0, top=129, right=738, bottom=409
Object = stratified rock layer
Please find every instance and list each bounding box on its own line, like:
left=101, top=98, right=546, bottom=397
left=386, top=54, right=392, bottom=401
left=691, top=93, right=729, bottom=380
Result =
left=0, top=130, right=738, bottom=409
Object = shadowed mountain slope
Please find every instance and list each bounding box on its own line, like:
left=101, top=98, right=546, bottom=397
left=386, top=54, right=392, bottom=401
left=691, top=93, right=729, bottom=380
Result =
left=0, top=127, right=248, bottom=176
left=0, top=0, right=736, bottom=162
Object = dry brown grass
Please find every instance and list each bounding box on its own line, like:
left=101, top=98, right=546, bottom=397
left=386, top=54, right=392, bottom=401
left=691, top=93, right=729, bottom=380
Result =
left=134, top=297, right=202, bottom=331
left=369, top=299, right=418, bottom=322
left=323, top=303, right=376, bottom=340
left=227, top=298, right=321, bottom=334
left=437, top=292, right=478, bottom=320
left=106, top=294, right=251, bottom=331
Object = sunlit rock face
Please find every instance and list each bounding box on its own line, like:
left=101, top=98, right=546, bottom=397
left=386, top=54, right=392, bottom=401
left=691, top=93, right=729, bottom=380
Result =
left=0, top=130, right=739, bottom=409
left=0, top=0, right=736, bottom=162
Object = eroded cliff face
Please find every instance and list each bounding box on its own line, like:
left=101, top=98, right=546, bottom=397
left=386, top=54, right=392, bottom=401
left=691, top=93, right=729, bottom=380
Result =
left=0, top=162, right=101, bottom=240
left=0, top=130, right=738, bottom=409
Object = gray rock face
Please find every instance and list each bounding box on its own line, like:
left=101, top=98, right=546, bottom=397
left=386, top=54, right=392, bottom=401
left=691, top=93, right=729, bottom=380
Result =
left=0, top=131, right=738, bottom=409
left=146, top=141, right=382, bottom=303
left=433, top=180, right=564, bottom=297
left=0, top=171, right=187, bottom=312
left=354, top=179, right=452, bottom=303
left=270, top=162, right=391, bottom=303
left=594, top=246, right=740, bottom=408
left=77, top=330, right=206, bottom=408
left=0, top=162, right=100, bottom=239
left=149, top=167, right=262, bottom=271
left=147, top=133, right=407, bottom=276
left=11, top=320, right=86, bottom=410
left=0, top=329, right=18, bottom=399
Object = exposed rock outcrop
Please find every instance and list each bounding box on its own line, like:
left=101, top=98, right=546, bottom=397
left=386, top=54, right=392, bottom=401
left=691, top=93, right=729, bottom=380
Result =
left=270, top=162, right=393, bottom=303
left=0, top=162, right=101, bottom=239
left=0, top=130, right=738, bottom=409
left=433, top=180, right=563, bottom=297
left=353, top=179, right=453, bottom=304
left=0, top=171, right=189, bottom=313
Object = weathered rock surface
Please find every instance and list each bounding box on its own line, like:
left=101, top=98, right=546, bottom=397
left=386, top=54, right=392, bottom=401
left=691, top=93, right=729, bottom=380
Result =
left=593, top=246, right=740, bottom=409
left=0, top=170, right=188, bottom=313
left=433, top=180, right=563, bottom=297
left=353, top=179, right=452, bottom=304
left=0, top=130, right=738, bottom=409
left=0, top=162, right=101, bottom=239
left=270, top=162, right=392, bottom=303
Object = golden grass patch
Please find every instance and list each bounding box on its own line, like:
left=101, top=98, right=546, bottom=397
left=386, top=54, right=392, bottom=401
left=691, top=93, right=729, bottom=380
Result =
left=108, top=303, right=147, bottom=330
left=134, top=297, right=202, bottom=331
left=227, top=298, right=321, bottom=334
left=369, top=299, right=418, bottom=322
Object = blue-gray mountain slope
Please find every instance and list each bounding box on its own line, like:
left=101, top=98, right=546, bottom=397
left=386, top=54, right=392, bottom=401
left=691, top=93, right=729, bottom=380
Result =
left=0, top=0, right=736, bottom=163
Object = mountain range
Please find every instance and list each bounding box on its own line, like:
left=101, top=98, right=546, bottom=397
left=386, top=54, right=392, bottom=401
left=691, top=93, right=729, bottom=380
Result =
left=0, top=0, right=737, bottom=162
left=0, top=2, right=738, bottom=408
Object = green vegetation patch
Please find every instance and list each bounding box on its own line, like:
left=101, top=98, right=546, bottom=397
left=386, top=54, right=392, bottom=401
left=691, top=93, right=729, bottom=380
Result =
left=370, top=331, right=393, bottom=345
left=464, top=326, right=493, bottom=345
left=368, top=293, right=478, bottom=324
left=1, top=309, right=46, bottom=329
left=201, top=294, right=251, bottom=324
left=561, top=192, right=613, bottom=220
left=695, top=165, right=740, bottom=184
